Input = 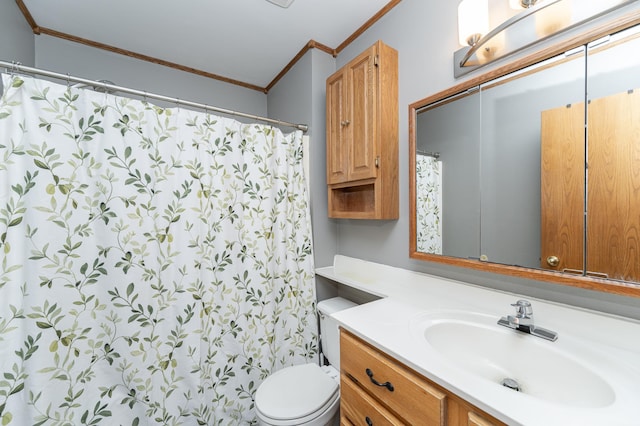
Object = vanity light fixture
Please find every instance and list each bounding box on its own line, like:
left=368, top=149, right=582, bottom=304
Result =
left=509, top=0, right=539, bottom=9
left=454, top=0, right=639, bottom=78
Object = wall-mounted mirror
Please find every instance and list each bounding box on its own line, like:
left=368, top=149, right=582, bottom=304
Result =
left=410, top=14, right=640, bottom=297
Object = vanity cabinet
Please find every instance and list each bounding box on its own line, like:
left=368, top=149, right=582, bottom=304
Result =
left=326, top=40, right=398, bottom=219
left=340, top=330, right=504, bottom=426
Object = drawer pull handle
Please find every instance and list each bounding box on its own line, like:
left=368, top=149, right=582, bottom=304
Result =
left=366, top=416, right=373, bottom=426
left=365, top=368, right=394, bottom=391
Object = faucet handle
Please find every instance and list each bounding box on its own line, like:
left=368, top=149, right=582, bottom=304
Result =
left=511, top=299, right=533, bottom=317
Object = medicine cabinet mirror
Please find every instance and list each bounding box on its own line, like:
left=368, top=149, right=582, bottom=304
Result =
left=410, top=13, right=640, bottom=297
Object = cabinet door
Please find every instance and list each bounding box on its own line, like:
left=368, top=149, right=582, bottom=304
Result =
left=468, top=411, right=500, bottom=426
left=587, top=89, right=640, bottom=282
left=341, top=331, right=446, bottom=426
left=340, top=376, right=403, bottom=425
left=327, top=70, right=349, bottom=184
left=540, top=104, right=585, bottom=273
left=347, top=47, right=378, bottom=182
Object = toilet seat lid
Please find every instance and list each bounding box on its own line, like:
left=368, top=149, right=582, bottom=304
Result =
left=255, top=363, right=339, bottom=422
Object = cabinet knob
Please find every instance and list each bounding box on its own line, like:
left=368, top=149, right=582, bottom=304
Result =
left=365, top=416, right=373, bottom=426
left=340, top=120, right=350, bottom=127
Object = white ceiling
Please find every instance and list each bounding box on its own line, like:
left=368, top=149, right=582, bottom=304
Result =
left=22, top=0, right=393, bottom=89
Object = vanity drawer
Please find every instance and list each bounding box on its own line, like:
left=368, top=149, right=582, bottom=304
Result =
left=340, top=330, right=446, bottom=426
left=468, top=412, right=500, bottom=426
left=340, top=374, right=404, bottom=425
left=340, top=416, right=355, bottom=426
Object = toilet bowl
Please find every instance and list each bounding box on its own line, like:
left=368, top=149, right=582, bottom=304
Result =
left=254, top=297, right=356, bottom=426
left=255, top=364, right=340, bottom=426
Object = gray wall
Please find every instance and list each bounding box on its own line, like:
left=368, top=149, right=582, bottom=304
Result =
left=34, top=35, right=267, bottom=117
left=0, top=0, right=35, bottom=94
left=0, top=1, right=35, bottom=66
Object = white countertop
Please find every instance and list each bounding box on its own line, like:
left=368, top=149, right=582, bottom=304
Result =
left=317, top=255, right=640, bottom=426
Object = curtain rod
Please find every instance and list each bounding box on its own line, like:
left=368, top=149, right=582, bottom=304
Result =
left=417, top=149, right=440, bottom=159
left=0, top=60, right=308, bottom=133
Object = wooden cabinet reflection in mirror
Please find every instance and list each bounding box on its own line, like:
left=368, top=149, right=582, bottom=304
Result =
left=542, top=89, right=640, bottom=283
left=409, top=10, right=640, bottom=298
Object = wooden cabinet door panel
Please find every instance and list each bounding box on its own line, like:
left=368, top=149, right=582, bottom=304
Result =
left=541, top=90, right=640, bottom=281
left=347, top=49, right=378, bottom=182
left=327, top=71, right=348, bottom=184
left=587, top=89, right=640, bottom=282
left=340, top=376, right=405, bottom=426
left=468, top=411, right=500, bottom=426
left=540, top=103, right=585, bottom=272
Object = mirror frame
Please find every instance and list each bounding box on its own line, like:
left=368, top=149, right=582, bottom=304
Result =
left=409, top=10, right=640, bottom=298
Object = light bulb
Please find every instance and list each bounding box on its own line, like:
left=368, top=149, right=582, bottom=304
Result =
left=458, top=0, right=489, bottom=46
left=535, top=0, right=572, bottom=37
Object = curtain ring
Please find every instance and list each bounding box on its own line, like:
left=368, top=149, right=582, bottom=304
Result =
left=102, top=81, right=110, bottom=104
left=66, top=73, right=71, bottom=88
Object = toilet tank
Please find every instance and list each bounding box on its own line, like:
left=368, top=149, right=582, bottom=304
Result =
left=317, top=297, right=357, bottom=370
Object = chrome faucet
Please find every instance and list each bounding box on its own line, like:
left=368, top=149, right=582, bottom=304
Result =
left=498, top=299, right=558, bottom=342
left=507, top=299, right=534, bottom=330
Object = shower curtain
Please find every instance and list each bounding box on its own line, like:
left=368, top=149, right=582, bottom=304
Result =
left=416, top=154, right=442, bottom=254
left=0, top=74, right=317, bottom=425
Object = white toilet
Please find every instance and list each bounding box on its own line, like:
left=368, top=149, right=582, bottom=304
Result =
left=255, top=297, right=357, bottom=426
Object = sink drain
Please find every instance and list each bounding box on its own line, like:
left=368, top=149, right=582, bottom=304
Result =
left=501, top=378, right=521, bottom=392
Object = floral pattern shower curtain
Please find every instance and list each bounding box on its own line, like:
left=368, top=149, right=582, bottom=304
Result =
left=0, top=74, right=317, bottom=425
left=416, top=154, right=442, bottom=254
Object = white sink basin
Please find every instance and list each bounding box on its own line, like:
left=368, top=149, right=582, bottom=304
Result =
left=412, top=311, right=615, bottom=408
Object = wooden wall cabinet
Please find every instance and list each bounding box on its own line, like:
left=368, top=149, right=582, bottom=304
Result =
left=326, top=40, right=398, bottom=219
left=340, top=330, right=505, bottom=426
